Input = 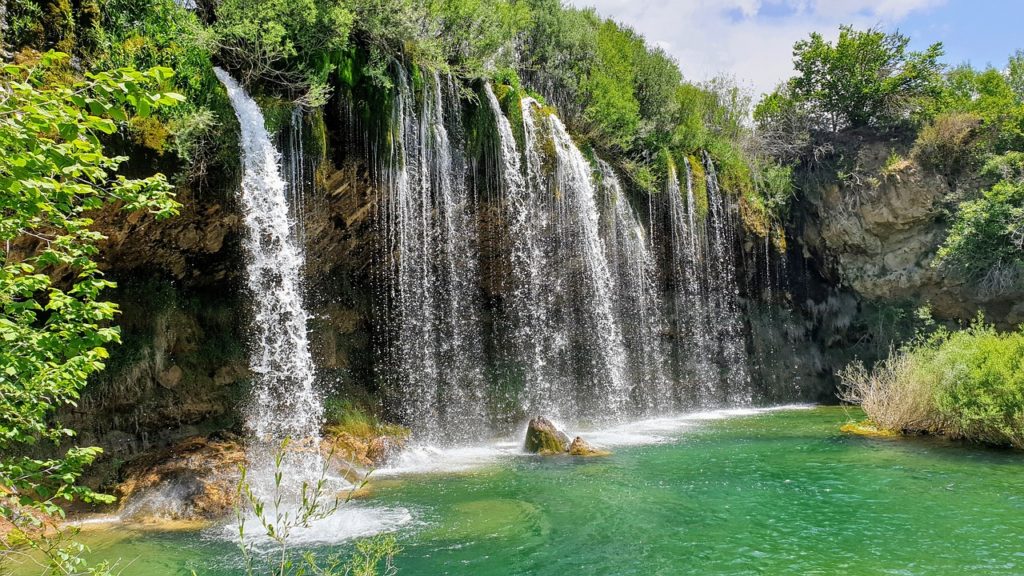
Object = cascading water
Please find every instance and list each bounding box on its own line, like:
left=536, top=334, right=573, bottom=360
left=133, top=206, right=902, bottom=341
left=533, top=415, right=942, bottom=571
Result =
left=215, top=69, right=413, bottom=543
left=372, top=73, right=755, bottom=439
left=379, top=68, right=486, bottom=442
left=214, top=68, right=323, bottom=443
left=286, top=106, right=308, bottom=247
left=665, top=159, right=717, bottom=404
left=662, top=155, right=752, bottom=406
left=596, top=161, right=672, bottom=411
left=701, top=152, right=751, bottom=403
left=483, top=85, right=550, bottom=416
left=489, top=95, right=629, bottom=421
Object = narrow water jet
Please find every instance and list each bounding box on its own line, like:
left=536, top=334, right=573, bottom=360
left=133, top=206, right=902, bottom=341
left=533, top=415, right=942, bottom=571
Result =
left=596, top=160, right=671, bottom=412
left=701, top=152, right=751, bottom=403
left=662, top=155, right=752, bottom=406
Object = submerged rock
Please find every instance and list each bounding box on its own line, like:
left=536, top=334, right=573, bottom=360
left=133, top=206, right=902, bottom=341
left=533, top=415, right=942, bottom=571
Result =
left=524, top=417, right=571, bottom=454
left=524, top=417, right=612, bottom=456
left=568, top=436, right=611, bottom=457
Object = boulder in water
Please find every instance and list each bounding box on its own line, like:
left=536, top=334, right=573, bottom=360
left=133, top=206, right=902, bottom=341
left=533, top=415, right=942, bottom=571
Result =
left=568, top=436, right=611, bottom=457
left=524, top=417, right=571, bottom=455
left=117, top=435, right=244, bottom=523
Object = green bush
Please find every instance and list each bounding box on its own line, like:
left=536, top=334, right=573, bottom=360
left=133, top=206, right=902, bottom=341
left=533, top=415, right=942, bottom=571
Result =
left=782, top=26, right=944, bottom=132
left=932, top=323, right=1024, bottom=447
left=215, top=0, right=352, bottom=89
left=912, top=111, right=984, bottom=179
left=841, top=321, right=1024, bottom=448
left=935, top=178, right=1024, bottom=292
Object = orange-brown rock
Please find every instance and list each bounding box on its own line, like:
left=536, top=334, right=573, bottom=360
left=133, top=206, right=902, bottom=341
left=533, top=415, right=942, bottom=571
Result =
left=116, top=435, right=244, bottom=523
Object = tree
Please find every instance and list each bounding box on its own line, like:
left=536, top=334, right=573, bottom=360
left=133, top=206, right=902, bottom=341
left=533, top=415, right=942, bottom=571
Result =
left=214, top=0, right=353, bottom=89
left=788, top=26, right=944, bottom=131
left=0, top=52, right=180, bottom=566
left=936, top=153, right=1024, bottom=294
left=426, top=0, right=530, bottom=79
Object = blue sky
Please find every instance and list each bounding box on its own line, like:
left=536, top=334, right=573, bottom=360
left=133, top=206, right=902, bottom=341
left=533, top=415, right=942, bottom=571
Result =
left=564, top=0, right=1024, bottom=96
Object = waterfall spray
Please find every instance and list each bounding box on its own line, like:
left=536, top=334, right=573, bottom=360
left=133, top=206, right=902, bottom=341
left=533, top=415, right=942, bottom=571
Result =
left=597, top=160, right=671, bottom=411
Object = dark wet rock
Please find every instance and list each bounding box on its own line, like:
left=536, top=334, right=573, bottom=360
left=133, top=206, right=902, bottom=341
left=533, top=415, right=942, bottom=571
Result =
left=524, top=417, right=571, bottom=455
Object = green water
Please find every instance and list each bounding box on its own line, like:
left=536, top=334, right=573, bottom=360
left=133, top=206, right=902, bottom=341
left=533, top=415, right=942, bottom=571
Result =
left=49, top=408, right=1024, bottom=574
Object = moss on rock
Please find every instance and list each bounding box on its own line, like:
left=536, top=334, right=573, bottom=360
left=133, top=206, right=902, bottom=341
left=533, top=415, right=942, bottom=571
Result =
left=524, top=417, right=570, bottom=455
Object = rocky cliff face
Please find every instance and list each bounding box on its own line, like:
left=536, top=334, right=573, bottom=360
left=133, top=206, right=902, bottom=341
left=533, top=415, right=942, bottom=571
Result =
left=796, top=132, right=1024, bottom=328
left=77, top=150, right=382, bottom=470
left=78, top=113, right=1022, bottom=480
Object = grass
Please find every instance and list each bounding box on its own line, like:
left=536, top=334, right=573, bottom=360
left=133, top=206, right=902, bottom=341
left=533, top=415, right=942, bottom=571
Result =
left=323, top=398, right=408, bottom=440
left=840, top=319, right=1024, bottom=448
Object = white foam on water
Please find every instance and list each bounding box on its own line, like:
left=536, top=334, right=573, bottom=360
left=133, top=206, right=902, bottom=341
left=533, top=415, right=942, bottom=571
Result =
left=377, top=443, right=523, bottom=476
left=225, top=504, right=414, bottom=549
left=380, top=404, right=817, bottom=475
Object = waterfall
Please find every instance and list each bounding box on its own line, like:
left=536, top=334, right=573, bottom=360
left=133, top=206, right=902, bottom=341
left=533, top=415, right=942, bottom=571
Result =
left=483, top=85, right=551, bottom=416
left=597, top=161, right=671, bottom=412
left=702, top=153, right=751, bottom=403
left=379, top=68, right=486, bottom=442
left=665, top=159, right=717, bottom=404
left=286, top=107, right=308, bottom=247
left=486, top=94, right=629, bottom=422
left=214, top=68, right=322, bottom=443
left=662, top=155, right=752, bottom=406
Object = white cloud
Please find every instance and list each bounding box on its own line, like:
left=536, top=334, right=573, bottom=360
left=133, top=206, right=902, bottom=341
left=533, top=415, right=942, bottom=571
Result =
left=564, top=0, right=947, bottom=97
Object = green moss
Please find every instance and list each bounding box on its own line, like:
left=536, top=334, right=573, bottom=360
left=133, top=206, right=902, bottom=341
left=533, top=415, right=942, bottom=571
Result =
left=323, top=398, right=410, bottom=440
left=687, top=154, right=709, bottom=219
left=129, top=116, right=170, bottom=153
left=841, top=420, right=900, bottom=438
left=254, top=96, right=292, bottom=136
left=493, top=81, right=526, bottom=150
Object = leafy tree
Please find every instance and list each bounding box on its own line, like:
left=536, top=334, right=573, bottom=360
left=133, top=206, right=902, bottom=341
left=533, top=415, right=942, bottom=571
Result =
left=214, top=0, right=353, bottom=89
left=925, top=60, right=1024, bottom=153
left=788, top=26, right=944, bottom=131
left=98, top=0, right=231, bottom=182
left=517, top=0, right=598, bottom=121
left=426, top=0, right=530, bottom=79
left=0, top=52, right=180, bottom=563
left=342, top=0, right=439, bottom=88
left=1007, top=50, right=1024, bottom=103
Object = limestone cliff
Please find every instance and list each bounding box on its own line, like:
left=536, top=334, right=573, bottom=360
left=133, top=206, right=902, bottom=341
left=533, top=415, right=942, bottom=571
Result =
left=795, top=130, right=1024, bottom=328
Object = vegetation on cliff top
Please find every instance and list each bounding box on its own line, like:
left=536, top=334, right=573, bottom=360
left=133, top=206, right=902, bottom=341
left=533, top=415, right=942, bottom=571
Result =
left=756, top=26, right=1024, bottom=293
left=4, top=0, right=787, bottom=239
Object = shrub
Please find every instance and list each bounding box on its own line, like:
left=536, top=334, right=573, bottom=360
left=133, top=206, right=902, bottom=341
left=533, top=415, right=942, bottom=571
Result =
left=912, top=111, right=984, bottom=179
left=839, top=349, right=943, bottom=433
left=214, top=0, right=353, bottom=88
left=932, top=324, right=1024, bottom=447
left=788, top=26, right=944, bottom=132
left=841, top=321, right=1024, bottom=448
left=936, top=178, right=1024, bottom=293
